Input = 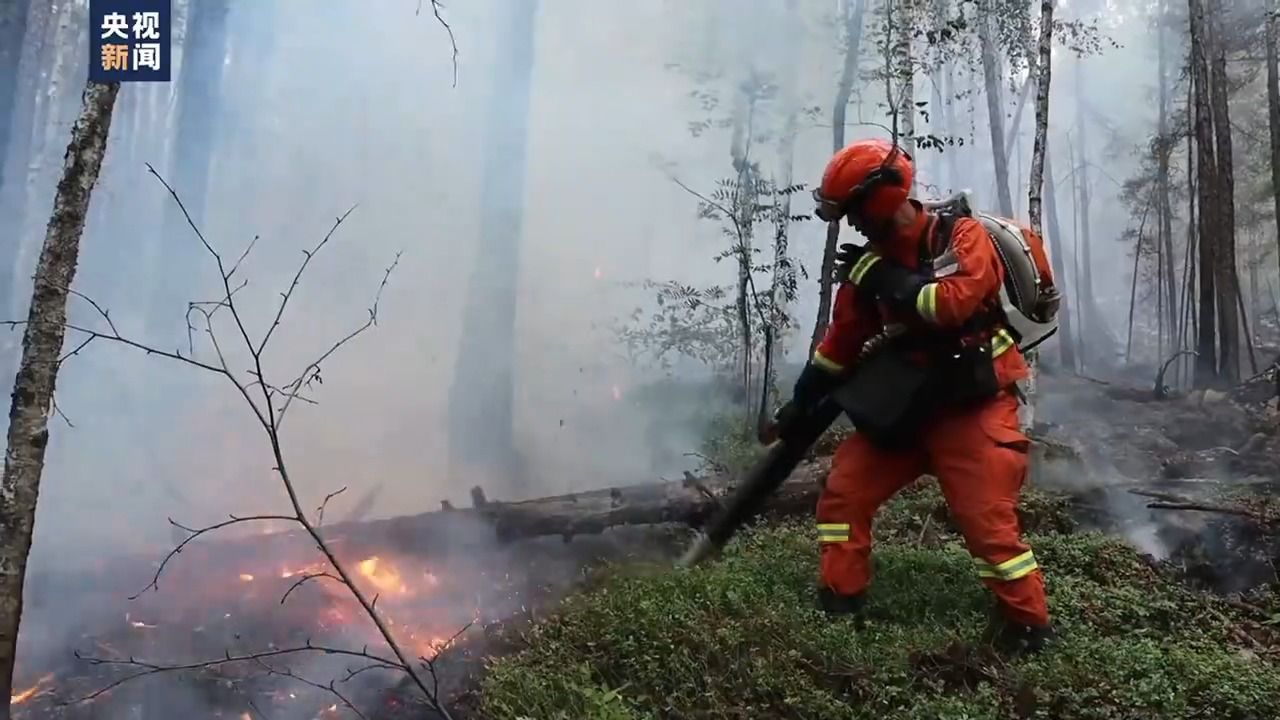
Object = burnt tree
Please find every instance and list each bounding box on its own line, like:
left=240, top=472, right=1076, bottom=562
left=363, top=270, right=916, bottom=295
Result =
left=1269, top=0, right=1280, bottom=282
left=1189, top=0, right=1219, bottom=385
left=1156, top=0, right=1179, bottom=352
left=1207, top=0, right=1240, bottom=382
left=0, top=80, right=120, bottom=719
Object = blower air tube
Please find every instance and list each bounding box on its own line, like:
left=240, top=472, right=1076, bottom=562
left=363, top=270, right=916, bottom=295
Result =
left=677, top=398, right=844, bottom=568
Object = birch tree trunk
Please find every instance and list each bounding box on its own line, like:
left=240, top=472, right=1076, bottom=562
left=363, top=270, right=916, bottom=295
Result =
left=978, top=0, right=1014, bottom=216
left=0, top=80, right=120, bottom=719
left=810, top=0, right=866, bottom=355
left=1019, top=0, right=1055, bottom=431
left=1026, top=0, right=1054, bottom=234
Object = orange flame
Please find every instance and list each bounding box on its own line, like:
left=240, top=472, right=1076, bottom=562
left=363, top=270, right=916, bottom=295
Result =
left=239, top=573, right=255, bottom=582
left=11, top=673, right=54, bottom=704
left=358, top=556, right=408, bottom=595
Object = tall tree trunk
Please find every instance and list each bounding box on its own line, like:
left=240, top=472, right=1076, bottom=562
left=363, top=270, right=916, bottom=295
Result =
left=1206, top=0, right=1239, bottom=382
left=1027, top=0, right=1054, bottom=234
left=729, top=81, right=758, bottom=401
left=0, top=80, right=120, bottom=719
left=1176, top=62, right=1197, bottom=388
left=12, top=0, right=75, bottom=317
left=1268, top=0, right=1280, bottom=284
left=763, top=0, right=801, bottom=428
left=0, top=0, right=30, bottom=201
left=810, top=0, right=866, bottom=355
left=1073, top=61, right=1105, bottom=362
left=1156, top=1, right=1179, bottom=354
left=1018, top=0, right=1055, bottom=430
left=0, top=0, right=41, bottom=388
left=894, top=0, right=916, bottom=167
left=1189, top=0, right=1219, bottom=385
left=145, top=0, right=230, bottom=338
left=940, top=36, right=960, bottom=191
left=448, top=0, right=540, bottom=493
left=978, top=0, right=1014, bottom=216
left=1043, top=148, right=1077, bottom=370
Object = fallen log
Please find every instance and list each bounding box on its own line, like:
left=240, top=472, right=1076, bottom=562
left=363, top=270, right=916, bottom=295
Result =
left=310, top=458, right=833, bottom=556
left=195, top=436, right=1083, bottom=560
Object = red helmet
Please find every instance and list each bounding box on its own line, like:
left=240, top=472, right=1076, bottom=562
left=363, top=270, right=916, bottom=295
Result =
left=813, top=139, right=914, bottom=226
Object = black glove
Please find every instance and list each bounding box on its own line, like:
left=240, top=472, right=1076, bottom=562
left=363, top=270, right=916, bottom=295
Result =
left=833, top=243, right=867, bottom=284
left=853, top=254, right=928, bottom=312
left=791, top=362, right=841, bottom=410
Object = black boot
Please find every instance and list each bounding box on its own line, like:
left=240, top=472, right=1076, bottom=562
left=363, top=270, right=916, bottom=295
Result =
left=983, top=612, right=1056, bottom=655
left=817, top=587, right=866, bottom=617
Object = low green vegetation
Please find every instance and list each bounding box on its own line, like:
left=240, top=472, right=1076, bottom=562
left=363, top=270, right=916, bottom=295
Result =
left=479, top=483, right=1280, bottom=720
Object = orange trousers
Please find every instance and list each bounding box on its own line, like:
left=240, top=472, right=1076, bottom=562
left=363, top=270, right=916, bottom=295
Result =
left=815, top=390, right=1049, bottom=627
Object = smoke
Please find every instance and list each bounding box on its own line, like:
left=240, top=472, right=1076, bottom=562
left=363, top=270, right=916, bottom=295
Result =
left=4, top=0, right=1279, bottom=715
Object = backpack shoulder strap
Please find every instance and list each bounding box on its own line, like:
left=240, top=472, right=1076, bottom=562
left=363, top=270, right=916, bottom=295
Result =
left=920, top=209, right=961, bottom=269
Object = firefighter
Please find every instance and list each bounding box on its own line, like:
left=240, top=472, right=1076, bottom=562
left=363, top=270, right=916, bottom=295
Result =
left=781, top=138, right=1054, bottom=653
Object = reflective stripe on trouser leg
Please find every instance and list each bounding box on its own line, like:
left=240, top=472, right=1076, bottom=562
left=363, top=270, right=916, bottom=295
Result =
left=926, top=391, right=1050, bottom=627
left=817, top=432, right=924, bottom=596
left=817, top=523, right=850, bottom=543
left=973, top=550, right=1039, bottom=581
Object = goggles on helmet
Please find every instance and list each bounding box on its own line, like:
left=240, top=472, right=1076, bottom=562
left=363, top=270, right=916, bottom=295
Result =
left=812, top=188, right=849, bottom=223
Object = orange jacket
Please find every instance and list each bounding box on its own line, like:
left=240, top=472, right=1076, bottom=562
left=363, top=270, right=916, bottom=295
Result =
left=813, top=202, right=1028, bottom=389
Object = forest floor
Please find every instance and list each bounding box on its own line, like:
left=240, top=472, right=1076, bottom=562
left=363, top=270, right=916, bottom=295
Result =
left=445, top=368, right=1280, bottom=720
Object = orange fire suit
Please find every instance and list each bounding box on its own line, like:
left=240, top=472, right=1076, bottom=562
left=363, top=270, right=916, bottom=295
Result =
left=811, top=202, right=1049, bottom=628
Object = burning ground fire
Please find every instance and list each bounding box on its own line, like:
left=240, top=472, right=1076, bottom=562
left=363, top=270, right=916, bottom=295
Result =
left=12, top=538, right=504, bottom=719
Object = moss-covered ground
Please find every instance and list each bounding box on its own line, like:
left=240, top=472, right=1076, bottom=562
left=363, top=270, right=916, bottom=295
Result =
left=477, top=483, right=1280, bottom=720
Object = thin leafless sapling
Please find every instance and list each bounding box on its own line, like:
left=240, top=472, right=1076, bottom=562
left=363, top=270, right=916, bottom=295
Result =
left=4, top=166, right=463, bottom=719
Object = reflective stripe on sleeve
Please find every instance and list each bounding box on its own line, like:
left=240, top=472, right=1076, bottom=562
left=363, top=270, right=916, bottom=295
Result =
left=915, top=283, right=939, bottom=323
left=991, top=327, right=1017, bottom=357
left=849, top=254, right=881, bottom=284
left=812, top=350, right=844, bottom=373
left=817, top=522, right=850, bottom=543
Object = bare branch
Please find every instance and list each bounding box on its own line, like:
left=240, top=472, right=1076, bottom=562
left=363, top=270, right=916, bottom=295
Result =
left=69, top=644, right=403, bottom=705
left=130, top=514, right=295, bottom=600
left=46, top=175, right=454, bottom=718
left=257, top=206, right=358, bottom=357
left=316, top=486, right=348, bottom=526
left=50, top=395, right=74, bottom=428
left=280, top=571, right=343, bottom=605
left=416, top=0, right=459, bottom=87
left=228, top=234, right=259, bottom=280
left=56, top=335, right=95, bottom=367
left=249, top=657, right=369, bottom=720
left=276, top=251, right=402, bottom=428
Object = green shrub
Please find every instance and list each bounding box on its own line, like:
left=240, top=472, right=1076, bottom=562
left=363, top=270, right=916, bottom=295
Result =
left=481, top=514, right=1280, bottom=720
